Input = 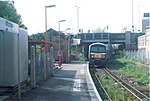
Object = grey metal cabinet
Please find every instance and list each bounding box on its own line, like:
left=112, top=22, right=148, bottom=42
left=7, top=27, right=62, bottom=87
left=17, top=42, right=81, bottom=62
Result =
left=0, top=17, right=28, bottom=87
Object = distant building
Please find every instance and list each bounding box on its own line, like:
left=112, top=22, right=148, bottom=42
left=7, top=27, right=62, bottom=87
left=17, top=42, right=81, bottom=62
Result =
left=142, top=13, right=150, bottom=33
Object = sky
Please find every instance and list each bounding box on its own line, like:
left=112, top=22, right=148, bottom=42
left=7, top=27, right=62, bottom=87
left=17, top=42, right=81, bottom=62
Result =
left=12, top=0, right=150, bottom=35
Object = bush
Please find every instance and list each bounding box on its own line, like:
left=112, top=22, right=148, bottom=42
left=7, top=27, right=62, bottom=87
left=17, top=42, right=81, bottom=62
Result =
left=79, top=56, right=87, bottom=61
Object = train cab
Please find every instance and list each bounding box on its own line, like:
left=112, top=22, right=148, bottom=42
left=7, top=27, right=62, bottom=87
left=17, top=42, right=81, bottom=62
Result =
left=89, top=43, right=107, bottom=68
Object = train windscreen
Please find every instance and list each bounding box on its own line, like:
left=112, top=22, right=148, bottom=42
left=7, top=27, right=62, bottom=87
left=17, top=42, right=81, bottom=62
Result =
left=91, top=45, right=106, bottom=53
left=98, top=47, right=106, bottom=52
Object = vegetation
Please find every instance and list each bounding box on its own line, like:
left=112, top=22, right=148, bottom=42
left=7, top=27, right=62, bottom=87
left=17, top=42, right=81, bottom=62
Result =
left=29, top=33, right=45, bottom=41
left=107, top=53, right=150, bottom=86
left=78, top=56, right=87, bottom=61
left=92, top=27, right=107, bottom=33
left=28, top=29, right=63, bottom=41
left=99, top=74, right=132, bottom=101
left=0, top=1, right=27, bottom=29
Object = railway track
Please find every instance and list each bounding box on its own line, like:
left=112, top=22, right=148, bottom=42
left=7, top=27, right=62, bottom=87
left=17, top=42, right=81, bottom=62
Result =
left=90, top=68, right=112, bottom=101
left=103, top=68, right=150, bottom=101
left=91, top=68, right=150, bottom=101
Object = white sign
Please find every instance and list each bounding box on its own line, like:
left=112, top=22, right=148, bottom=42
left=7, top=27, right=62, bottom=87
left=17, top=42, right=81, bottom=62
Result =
left=72, top=39, right=81, bottom=45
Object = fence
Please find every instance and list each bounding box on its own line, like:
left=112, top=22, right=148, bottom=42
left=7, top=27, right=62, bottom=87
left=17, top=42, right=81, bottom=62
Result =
left=125, top=50, right=150, bottom=66
left=30, top=46, right=54, bottom=87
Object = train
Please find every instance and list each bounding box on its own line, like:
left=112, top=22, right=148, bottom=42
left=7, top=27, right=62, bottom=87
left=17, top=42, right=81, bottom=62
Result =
left=88, top=43, right=107, bottom=68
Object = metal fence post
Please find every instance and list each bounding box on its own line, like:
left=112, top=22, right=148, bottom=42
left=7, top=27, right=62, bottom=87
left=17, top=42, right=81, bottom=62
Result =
left=31, top=46, right=36, bottom=88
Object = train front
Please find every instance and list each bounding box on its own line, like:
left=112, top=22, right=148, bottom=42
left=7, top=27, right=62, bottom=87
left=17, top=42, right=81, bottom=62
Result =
left=89, top=44, right=107, bottom=68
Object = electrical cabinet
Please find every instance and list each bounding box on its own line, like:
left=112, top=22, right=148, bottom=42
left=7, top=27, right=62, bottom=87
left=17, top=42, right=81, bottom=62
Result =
left=0, top=17, right=28, bottom=87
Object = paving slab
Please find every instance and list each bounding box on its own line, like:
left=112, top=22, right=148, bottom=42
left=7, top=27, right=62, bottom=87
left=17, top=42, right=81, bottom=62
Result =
left=4, top=62, right=101, bottom=101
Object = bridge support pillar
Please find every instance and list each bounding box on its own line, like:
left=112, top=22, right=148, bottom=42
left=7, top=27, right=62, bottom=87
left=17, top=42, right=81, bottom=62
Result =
left=108, top=33, right=111, bottom=58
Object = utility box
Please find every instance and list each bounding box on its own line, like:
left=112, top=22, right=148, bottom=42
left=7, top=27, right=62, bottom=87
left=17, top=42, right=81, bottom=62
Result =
left=18, top=28, right=28, bottom=85
left=0, top=17, right=28, bottom=87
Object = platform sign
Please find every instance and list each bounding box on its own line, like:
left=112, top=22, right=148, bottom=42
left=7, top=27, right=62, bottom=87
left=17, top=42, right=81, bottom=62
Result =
left=71, top=39, right=81, bottom=45
left=0, top=17, right=19, bottom=34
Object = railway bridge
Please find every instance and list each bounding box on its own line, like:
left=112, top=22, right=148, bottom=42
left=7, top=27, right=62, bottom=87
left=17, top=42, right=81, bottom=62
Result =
left=76, top=31, right=142, bottom=58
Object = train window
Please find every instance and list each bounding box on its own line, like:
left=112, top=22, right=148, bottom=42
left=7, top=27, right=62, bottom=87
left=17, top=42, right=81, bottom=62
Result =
left=98, top=47, right=105, bottom=52
left=91, top=46, right=97, bottom=52
left=90, top=45, right=106, bottom=53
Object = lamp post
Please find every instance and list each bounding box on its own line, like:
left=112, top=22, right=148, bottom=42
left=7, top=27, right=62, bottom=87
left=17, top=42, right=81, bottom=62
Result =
left=58, top=20, right=66, bottom=67
left=45, top=5, right=56, bottom=52
left=132, top=0, right=134, bottom=32
left=75, top=6, right=80, bottom=34
left=75, top=6, right=80, bottom=60
left=45, top=4, right=55, bottom=78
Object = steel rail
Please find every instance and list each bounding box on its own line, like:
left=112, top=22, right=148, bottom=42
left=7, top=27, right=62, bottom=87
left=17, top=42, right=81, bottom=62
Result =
left=104, top=68, right=150, bottom=101
left=94, top=70, right=112, bottom=101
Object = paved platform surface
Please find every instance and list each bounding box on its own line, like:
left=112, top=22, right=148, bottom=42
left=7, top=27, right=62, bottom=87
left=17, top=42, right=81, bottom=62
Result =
left=5, top=61, right=101, bottom=101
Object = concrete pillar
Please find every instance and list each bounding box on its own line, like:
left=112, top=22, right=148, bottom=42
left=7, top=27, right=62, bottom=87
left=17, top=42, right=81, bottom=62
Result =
left=108, top=33, right=111, bottom=58
left=50, top=47, right=54, bottom=76
left=43, top=48, right=46, bottom=80
left=125, top=31, right=131, bottom=50
left=31, top=46, right=36, bottom=88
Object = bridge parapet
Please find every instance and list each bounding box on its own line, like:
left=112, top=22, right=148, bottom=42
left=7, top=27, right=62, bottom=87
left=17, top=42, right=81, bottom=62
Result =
left=77, top=32, right=142, bottom=59
left=80, top=33, right=109, bottom=41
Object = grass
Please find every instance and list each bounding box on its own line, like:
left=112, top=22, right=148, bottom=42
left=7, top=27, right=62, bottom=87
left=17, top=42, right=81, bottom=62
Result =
left=106, top=55, right=150, bottom=86
left=99, top=73, right=132, bottom=101
left=78, top=56, right=87, bottom=61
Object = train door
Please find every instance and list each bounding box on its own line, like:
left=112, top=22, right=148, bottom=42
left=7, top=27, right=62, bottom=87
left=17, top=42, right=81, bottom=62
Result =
left=0, top=31, right=4, bottom=85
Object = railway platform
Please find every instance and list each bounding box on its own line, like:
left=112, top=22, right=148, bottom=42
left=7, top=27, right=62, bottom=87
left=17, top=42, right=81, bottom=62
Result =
left=4, top=61, right=102, bottom=101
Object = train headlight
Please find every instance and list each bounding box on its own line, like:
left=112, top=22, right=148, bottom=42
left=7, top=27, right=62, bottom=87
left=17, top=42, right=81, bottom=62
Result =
left=101, top=53, right=106, bottom=58
left=90, top=53, right=95, bottom=58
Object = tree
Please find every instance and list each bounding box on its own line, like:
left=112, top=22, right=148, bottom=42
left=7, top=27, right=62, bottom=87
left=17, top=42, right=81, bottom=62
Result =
left=92, top=27, right=107, bottom=33
left=0, top=1, right=27, bottom=29
left=121, top=26, right=127, bottom=33
left=29, top=33, right=45, bottom=41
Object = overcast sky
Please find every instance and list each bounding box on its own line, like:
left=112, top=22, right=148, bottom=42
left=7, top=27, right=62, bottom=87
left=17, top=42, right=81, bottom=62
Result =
left=13, top=0, right=150, bottom=34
